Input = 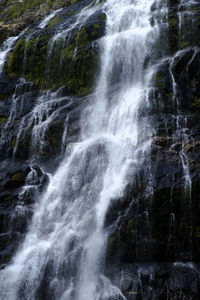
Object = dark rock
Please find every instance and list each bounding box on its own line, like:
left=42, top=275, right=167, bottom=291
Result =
left=0, top=160, right=49, bottom=268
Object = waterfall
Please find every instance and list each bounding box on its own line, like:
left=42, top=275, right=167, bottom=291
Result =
left=0, top=37, right=18, bottom=73
left=38, top=9, right=62, bottom=29
left=0, top=0, right=158, bottom=299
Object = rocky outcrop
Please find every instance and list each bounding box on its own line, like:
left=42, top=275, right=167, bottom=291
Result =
left=2, top=1, right=105, bottom=95
left=0, top=0, right=81, bottom=43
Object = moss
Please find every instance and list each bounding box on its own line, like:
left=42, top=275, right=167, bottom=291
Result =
left=5, top=22, right=99, bottom=96
left=1, top=194, right=13, bottom=202
left=4, top=3, right=24, bottom=19
left=153, top=71, right=166, bottom=88
left=0, top=93, right=13, bottom=100
left=168, top=11, right=179, bottom=53
left=47, top=16, right=63, bottom=28
left=44, top=120, right=64, bottom=154
left=108, top=233, right=117, bottom=246
left=195, top=226, right=200, bottom=239
left=70, top=0, right=80, bottom=4
left=93, top=23, right=100, bottom=29
left=75, top=27, right=89, bottom=47
left=5, top=39, right=25, bottom=77
left=48, top=26, right=99, bottom=95
left=126, top=218, right=134, bottom=232
left=63, top=44, right=75, bottom=59
left=11, top=171, right=25, bottom=182
left=98, top=13, right=106, bottom=20
left=3, top=0, right=67, bottom=21
left=0, top=186, right=5, bottom=192
left=192, top=96, right=200, bottom=106
left=66, top=48, right=98, bottom=95
left=0, top=26, right=10, bottom=45
left=155, top=71, right=165, bottom=80
left=11, top=137, right=16, bottom=148
left=66, top=10, right=77, bottom=17
left=180, top=41, right=190, bottom=49
left=46, top=133, right=59, bottom=147
left=169, top=17, right=178, bottom=27
left=0, top=117, right=7, bottom=123
left=17, top=35, right=49, bottom=86
left=47, top=0, right=54, bottom=8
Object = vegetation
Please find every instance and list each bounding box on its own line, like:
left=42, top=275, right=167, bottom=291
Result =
left=4, top=0, right=67, bottom=19
left=4, top=17, right=104, bottom=96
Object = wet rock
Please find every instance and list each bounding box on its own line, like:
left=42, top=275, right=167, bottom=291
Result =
left=107, top=263, right=200, bottom=300
left=0, top=160, right=49, bottom=268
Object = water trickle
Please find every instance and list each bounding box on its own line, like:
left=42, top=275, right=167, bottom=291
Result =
left=169, top=48, right=193, bottom=260
left=0, top=0, right=159, bottom=299
left=38, top=9, right=62, bottom=29
left=0, top=36, right=18, bottom=73
left=178, top=0, right=199, bottom=48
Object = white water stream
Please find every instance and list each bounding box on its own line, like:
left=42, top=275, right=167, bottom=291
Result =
left=38, top=9, right=62, bottom=29
left=0, top=36, right=18, bottom=73
left=0, top=0, right=158, bottom=299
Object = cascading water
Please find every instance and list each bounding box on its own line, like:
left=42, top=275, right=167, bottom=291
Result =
left=0, top=36, right=18, bottom=73
left=0, top=0, right=158, bottom=299
left=38, top=9, right=62, bottom=29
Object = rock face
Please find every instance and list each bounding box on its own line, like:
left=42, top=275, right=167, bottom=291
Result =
left=0, top=0, right=200, bottom=299
left=0, top=0, right=106, bottom=269
left=0, top=160, right=49, bottom=268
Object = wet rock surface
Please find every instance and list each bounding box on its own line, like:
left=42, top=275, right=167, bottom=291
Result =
left=1, top=0, right=200, bottom=298
left=107, top=263, right=200, bottom=299
left=0, top=161, right=49, bottom=268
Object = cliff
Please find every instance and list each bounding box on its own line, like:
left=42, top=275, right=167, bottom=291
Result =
left=0, top=0, right=200, bottom=299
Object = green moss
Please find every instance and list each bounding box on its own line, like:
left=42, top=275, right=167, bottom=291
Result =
left=11, top=137, right=16, bottom=148
left=156, top=81, right=165, bottom=88
left=46, top=133, right=59, bottom=147
left=0, top=92, right=14, bottom=100
left=23, top=35, right=49, bottom=86
left=196, top=226, right=200, bottom=239
left=153, top=71, right=166, bottom=88
left=5, top=3, right=23, bottom=18
left=155, top=71, right=165, bottom=80
left=70, top=0, right=79, bottom=4
left=66, top=48, right=98, bottom=95
left=93, top=23, right=100, bottom=29
left=5, top=39, right=25, bottom=77
left=47, top=16, right=63, bottom=28
left=75, top=27, right=89, bottom=47
left=180, top=41, right=190, bottom=49
left=47, top=0, right=54, bottom=8
left=126, top=218, right=134, bottom=232
left=0, top=26, right=10, bottom=45
left=0, top=117, right=7, bottom=123
left=192, top=96, right=200, bottom=106
left=63, top=44, right=75, bottom=59
left=5, top=37, right=48, bottom=85
left=66, top=10, right=77, bottom=17
left=5, top=22, right=99, bottom=96
left=169, top=17, right=178, bottom=27
left=48, top=26, right=99, bottom=95
left=0, top=186, right=5, bottom=192
left=1, top=195, right=12, bottom=202
left=99, top=13, right=106, bottom=20
left=4, top=0, right=67, bottom=20
left=108, top=232, right=118, bottom=246
left=11, top=172, right=25, bottom=182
